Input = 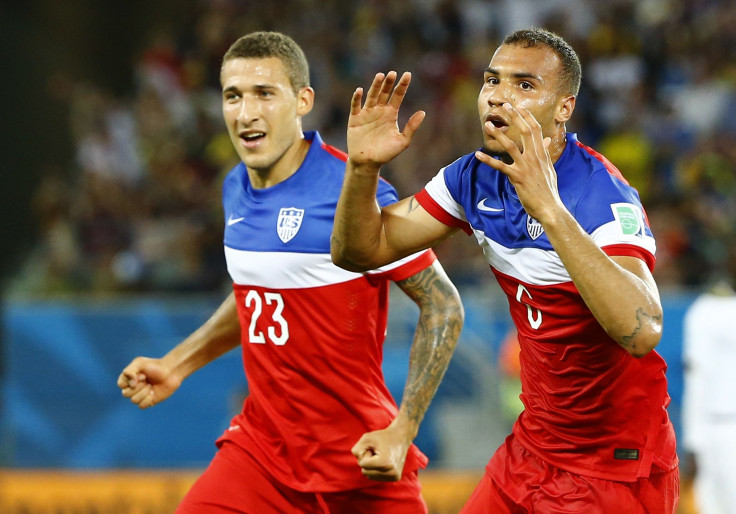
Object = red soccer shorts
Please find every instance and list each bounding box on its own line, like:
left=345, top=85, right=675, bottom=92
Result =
left=461, top=434, right=679, bottom=514
left=176, top=440, right=428, bottom=514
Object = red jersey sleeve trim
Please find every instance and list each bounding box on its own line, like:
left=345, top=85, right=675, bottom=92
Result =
left=383, top=249, right=437, bottom=282
left=415, top=189, right=473, bottom=235
left=602, top=244, right=656, bottom=271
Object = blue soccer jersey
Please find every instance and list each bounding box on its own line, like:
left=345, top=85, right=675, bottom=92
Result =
left=415, top=133, right=677, bottom=481
left=219, top=131, right=434, bottom=491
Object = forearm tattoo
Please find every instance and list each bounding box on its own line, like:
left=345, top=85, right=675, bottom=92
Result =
left=396, top=264, right=463, bottom=428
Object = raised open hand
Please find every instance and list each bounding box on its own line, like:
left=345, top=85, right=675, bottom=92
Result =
left=347, top=71, right=426, bottom=167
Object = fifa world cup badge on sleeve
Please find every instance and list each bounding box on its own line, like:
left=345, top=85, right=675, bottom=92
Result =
left=611, top=203, right=644, bottom=238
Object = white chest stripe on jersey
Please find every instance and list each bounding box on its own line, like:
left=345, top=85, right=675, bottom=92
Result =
left=225, top=247, right=428, bottom=289
left=473, top=228, right=570, bottom=285
left=226, top=248, right=359, bottom=288
left=472, top=217, right=655, bottom=287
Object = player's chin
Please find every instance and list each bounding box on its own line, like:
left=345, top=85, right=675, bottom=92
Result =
left=479, top=146, right=512, bottom=164
left=482, top=139, right=505, bottom=154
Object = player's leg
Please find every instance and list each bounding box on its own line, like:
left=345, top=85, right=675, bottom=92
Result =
left=176, top=441, right=324, bottom=514
left=321, top=469, right=427, bottom=514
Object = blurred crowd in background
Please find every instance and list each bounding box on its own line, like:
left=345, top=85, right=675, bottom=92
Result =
left=9, top=0, right=736, bottom=296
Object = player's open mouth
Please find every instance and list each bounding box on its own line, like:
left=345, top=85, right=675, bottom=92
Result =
left=239, top=131, right=266, bottom=147
left=484, top=114, right=509, bottom=129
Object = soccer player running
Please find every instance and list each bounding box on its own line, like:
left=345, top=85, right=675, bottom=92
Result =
left=331, top=28, right=679, bottom=513
left=117, top=31, right=463, bottom=513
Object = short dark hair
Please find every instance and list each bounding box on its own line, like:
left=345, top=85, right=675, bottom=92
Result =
left=502, top=28, right=581, bottom=97
left=222, top=31, right=310, bottom=93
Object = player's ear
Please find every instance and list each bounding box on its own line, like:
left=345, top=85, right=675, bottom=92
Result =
left=296, top=86, right=315, bottom=116
left=555, top=94, right=575, bottom=124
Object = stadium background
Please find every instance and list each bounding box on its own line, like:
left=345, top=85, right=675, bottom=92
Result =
left=2, top=0, right=734, bottom=512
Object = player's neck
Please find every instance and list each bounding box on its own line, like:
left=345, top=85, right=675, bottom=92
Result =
left=548, top=128, right=568, bottom=164
left=247, top=136, right=311, bottom=189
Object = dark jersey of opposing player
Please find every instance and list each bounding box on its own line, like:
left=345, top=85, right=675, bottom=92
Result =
left=219, top=131, right=434, bottom=492
left=415, top=133, right=677, bottom=481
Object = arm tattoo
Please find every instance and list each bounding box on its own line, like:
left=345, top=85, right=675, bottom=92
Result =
left=330, top=234, right=343, bottom=256
left=620, top=308, right=663, bottom=353
left=407, top=197, right=421, bottom=214
left=330, top=234, right=361, bottom=269
left=395, top=263, right=463, bottom=429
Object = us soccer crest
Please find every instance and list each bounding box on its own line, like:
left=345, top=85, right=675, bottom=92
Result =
left=277, top=207, right=305, bottom=243
left=526, top=215, right=544, bottom=240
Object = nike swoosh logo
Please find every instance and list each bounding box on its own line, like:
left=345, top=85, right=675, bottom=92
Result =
left=227, top=215, right=245, bottom=226
left=477, top=198, right=504, bottom=212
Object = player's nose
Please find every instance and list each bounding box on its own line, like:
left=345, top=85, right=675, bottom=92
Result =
left=237, top=96, right=261, bottom=123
